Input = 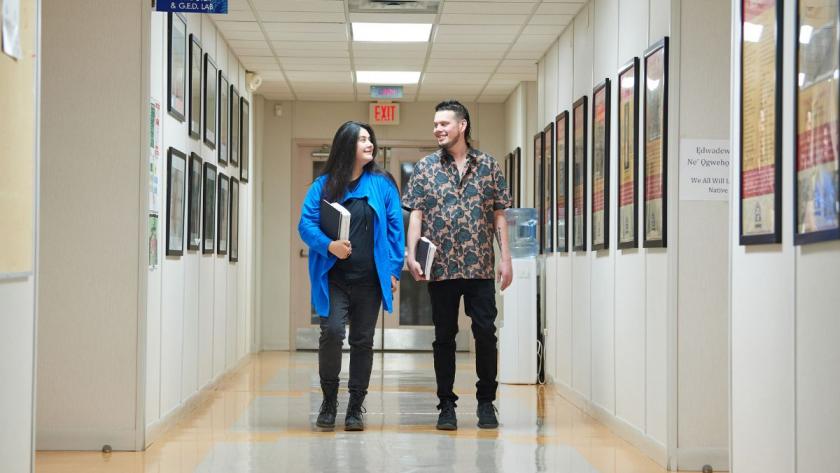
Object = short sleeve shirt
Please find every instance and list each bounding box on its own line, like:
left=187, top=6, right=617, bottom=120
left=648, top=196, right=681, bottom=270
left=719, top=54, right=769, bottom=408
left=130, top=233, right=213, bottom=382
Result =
left=402, top=148, right=511, bottom=281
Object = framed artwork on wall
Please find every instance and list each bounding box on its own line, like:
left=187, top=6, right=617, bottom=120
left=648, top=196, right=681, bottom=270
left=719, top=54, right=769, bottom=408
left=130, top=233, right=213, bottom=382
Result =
left=187, top=152, right=203, bottom=251
left=230, top=177, right=239, bottom=262
left=534, top=131, right=545, bottom=253
left=592, top=79, right=611, bottom=251
left=740, top=0, right=783, bottom=245
left=793, top=0, right=839, bottom=245
left=217, top=173, right=229, bottom=255
left=511, top=147, right=521, bottom=208
left=573, top=96, right=588, bottom=252
left=555, top=111, right=570, bottom=253
left=218, top=72, right=229, bottom=165
left=643, top=37, right=669, bottom=248
left=618, top=58, right=640, bottom=249
left=202, top=162, right=217, bottom=254
left=230, top=86, right=240, bottom=166
left=240, top=98, right=250, bottom=183
left=188, top=34, right=202, bottom=138
left=504, top=152, right=513, bottom=205
left=203, top=54, right=218, bottom=149
left=543, top=122, right=555, bottom=253
left=167, top=13, right=187, bottom=122
left=166, top=147, right=187, bottom=256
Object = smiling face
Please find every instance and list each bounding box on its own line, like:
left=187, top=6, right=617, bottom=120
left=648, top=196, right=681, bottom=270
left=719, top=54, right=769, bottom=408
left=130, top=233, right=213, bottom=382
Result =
left=355, top=126, right=375, bottom=169
left=433, top=110, right=467, bottom=150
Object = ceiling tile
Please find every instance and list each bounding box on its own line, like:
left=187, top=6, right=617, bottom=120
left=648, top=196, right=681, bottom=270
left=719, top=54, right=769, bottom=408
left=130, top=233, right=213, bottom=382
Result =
left=443, top=2, right=536, bottom=15
left=439, top=14, right=528, bottom=25
left=251, top=0, right=345, bottom=13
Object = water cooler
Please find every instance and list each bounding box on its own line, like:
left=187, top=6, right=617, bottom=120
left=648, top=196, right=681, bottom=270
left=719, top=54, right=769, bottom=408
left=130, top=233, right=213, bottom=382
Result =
left=499, top=208, right=538, bottom=384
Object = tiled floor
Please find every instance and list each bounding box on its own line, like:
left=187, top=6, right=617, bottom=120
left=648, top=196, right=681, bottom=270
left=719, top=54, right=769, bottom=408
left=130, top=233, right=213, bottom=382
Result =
left=36, top=351, right=668, bottom=473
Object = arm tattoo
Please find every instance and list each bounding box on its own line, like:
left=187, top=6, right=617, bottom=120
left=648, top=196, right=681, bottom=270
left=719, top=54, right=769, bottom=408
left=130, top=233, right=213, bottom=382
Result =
left=495, top=227, right=503, bottom=247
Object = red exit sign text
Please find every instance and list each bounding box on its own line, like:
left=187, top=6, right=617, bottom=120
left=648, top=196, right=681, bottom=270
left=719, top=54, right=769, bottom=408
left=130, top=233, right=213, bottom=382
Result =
left=370, top=103, right=400, bottom=125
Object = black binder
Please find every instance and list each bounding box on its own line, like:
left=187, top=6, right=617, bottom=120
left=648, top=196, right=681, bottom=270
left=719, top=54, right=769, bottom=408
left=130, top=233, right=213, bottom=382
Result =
left=415, top=236, right=437, bottom=277
left=320, top=199, right=350, bottom=240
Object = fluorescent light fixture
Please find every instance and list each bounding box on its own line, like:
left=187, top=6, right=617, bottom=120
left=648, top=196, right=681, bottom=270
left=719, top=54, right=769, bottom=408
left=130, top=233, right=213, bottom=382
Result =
left=352, top=22, right=432, bottom=42
left=356, top=71, right=421, bottom=84
left=743, top=22, right=763, bottom=43
left=799, top=24, right=813, bottom=44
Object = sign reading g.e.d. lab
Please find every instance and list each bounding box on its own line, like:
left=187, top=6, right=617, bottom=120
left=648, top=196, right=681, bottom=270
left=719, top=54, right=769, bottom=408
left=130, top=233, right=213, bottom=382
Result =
left=156, top=0, right=228, bottom=14
left=370, top=103, right=400, bottom=125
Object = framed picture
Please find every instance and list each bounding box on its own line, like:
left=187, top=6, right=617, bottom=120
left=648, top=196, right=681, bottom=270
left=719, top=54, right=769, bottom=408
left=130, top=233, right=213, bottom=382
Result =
left=644, top=37, right=669, bottom=248
left=504, top=153, right=513, bottom=204
left=230, top=86, right=240, bottom=166
left=203, top=54, right=217, bottom=149
left=740, top=0, right=783, bottom=245
left=618, top=58, right=640, bottom=249
left=218, top=72, right=229, bottom=165
left=230, top=177, right=239, bottom=262
left=217, top=173, right=229, bottom=255
left=543, top=122, right=555, bottom=253
left=515, top=147, right=521, bottom=207
left=573, top=96, right=588, bottom=252
left=534, top=131, right=545, bottom=252
left=592, top=79, right=611, bottom=251
left=188, top=34, right=202, bottom=138
left=240, top=98, right=250, bottom=183
left=166, top=147, right=187, bottom=256
left=555, top=111, right=570, bottom=253
left=187, top=152, right=203, bottom=250
left=167, top=13, right=187, bottom=122
left=793, top=0, right=839, bottom=244
left=202, top=162, right=217, bottom=254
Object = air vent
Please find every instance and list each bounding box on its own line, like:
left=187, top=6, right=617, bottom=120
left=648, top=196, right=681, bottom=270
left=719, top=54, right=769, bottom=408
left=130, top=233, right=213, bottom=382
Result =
left=348, top=0, right=441, bottom=14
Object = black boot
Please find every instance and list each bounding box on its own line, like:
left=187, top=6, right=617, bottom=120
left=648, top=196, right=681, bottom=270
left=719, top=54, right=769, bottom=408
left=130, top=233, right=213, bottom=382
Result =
left=315, top=384, right=338, bottom=431
left=344, top=393, right=366, bottom=431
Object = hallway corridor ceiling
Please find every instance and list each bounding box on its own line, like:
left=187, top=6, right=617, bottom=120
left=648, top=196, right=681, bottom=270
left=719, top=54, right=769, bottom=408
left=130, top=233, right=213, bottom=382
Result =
left=213, top=0, right=585, bottom=102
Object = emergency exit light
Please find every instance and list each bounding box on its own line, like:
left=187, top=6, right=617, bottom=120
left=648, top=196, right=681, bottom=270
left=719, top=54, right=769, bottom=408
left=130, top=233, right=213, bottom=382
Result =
left=370, top=86, right=404, bottom=100
left=370, top=103, right=400, bottom=125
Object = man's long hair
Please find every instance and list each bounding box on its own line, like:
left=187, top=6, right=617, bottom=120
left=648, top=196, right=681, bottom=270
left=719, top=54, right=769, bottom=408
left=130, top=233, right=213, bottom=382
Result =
left=435, top=99, right=472, bottom=148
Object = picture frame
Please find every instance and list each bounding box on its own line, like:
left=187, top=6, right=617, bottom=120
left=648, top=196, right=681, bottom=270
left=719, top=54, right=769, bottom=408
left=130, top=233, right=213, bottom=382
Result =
left=230, top=86, right=240, bottom=166
left=573, top=96, right=588, bottom=252
left=643, top=37, right=669, bottom=248
left=203, top=54, right=218, bottom=149
left=167, top=13, right=187, bottom=122
left=543, top=122, right=555, bottom=253
left=740, top=0, right=783, bottom=245
left=187, top=152, right=203, bottom=251
left=240, top=98, right=250, bottom=183
left=504, top=152, right=513, bottom=204
left=188, top=34, right=202, bottom=138
left=218, top=72, right=229, bottom=165
left=230, top=177, right=239, bottom=262
left=514, top=147, right=521, bottom=208
left=217, top=173, right=229, bottom=255
left=202, top=162, right=217, bottom=254
left=555, top=111, right=570, bottom=253
left=534, top=131, right=545, bottom=252
left=618, top=58, right=640, bottom=249
left=166, top=147, right=187, bottom=256
left=592, top=79, right=611, bottom=251
left=793, top=0, right=839, bottom=245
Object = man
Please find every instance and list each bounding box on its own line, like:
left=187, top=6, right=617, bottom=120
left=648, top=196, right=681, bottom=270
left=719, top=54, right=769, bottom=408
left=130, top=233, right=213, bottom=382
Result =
left=403, top=100, right=513, bottom=430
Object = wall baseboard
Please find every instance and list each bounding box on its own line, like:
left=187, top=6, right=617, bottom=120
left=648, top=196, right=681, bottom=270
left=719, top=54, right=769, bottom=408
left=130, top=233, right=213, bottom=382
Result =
left=677, top=448, right=729, bottom=472
left=36, top=428, right=137, bottom=451
left=551, top=382, right=669, bottom=469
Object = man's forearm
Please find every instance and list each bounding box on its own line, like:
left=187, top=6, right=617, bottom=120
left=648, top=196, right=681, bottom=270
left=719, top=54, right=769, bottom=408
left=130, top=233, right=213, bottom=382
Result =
left=494, top=210, right=511, bottom=261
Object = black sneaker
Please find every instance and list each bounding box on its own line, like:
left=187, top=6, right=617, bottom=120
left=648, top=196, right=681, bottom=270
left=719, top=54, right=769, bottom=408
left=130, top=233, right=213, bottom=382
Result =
left=344, top=395, right=366, bottom=431
left=436, top=400, right=458, bottom=431
left=315, top=397, right=338, bottom=431
left=476, top=402, right=498, bottom=429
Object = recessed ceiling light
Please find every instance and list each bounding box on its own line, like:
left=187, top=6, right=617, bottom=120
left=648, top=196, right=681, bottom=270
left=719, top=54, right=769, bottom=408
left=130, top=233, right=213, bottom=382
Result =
left=356, top=71, right=421, bottom=84
left=352, top=22, right=432, bottom=42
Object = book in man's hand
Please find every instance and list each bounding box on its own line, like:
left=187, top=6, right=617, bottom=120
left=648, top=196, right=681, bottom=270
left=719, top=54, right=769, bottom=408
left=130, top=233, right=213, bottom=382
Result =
left=320, top=199, right=350, bottom=240
left=415, top=237, right=437, bottom=277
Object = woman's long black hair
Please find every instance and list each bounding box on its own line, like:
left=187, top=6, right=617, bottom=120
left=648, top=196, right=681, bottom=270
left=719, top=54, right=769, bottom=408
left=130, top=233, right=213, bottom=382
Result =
left=320, top=120, right=394, bottom=202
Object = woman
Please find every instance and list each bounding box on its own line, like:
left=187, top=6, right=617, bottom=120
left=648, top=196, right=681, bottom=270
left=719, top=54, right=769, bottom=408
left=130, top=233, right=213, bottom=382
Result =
left=298, top=121, right=404, bottom=431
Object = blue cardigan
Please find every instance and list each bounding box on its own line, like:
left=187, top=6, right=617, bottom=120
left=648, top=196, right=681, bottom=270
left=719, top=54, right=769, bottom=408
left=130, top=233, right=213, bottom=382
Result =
left=298, top=171, right=405, bottom=317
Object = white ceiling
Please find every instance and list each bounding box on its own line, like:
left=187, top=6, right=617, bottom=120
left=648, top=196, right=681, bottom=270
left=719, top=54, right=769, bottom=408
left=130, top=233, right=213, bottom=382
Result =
left=212, top=0, right=586, bottom=103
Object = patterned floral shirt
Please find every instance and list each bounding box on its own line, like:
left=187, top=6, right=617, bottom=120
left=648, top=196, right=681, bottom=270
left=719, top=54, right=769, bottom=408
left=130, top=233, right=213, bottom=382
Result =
left=403, top=148, right=511, bottom=281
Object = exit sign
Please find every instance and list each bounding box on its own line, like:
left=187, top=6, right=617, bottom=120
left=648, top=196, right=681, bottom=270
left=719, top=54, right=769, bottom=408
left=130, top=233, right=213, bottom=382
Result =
left=370, top=86, right=403, bottom=100
left=370, top=103, right=400, bottom=125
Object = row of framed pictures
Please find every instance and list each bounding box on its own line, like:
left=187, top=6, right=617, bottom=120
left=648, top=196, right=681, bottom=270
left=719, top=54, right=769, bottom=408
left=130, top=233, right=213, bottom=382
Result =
left=166, top=147, right=240, bottom=262
left=167, top=12, right=251, bottom=183
left=525, top=38, right=670, bottom=254
left=739, top=0, right=839, bottom=246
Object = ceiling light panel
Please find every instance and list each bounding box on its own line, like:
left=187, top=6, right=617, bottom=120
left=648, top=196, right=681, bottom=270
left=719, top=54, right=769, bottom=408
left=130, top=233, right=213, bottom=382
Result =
left=352, top=23, right=433, bottom=42
left=356, top=71, right=421, bottom=84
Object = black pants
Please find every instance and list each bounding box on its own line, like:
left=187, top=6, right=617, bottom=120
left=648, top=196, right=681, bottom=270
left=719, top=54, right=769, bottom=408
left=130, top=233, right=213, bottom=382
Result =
left=319, top=277, right=382, bottom=397
left=428, top=279, right=498, bottom=406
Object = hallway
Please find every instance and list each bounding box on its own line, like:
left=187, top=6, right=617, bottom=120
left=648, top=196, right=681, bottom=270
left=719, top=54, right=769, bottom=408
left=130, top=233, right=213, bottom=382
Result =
left=35, top=351, right=666, bottom=473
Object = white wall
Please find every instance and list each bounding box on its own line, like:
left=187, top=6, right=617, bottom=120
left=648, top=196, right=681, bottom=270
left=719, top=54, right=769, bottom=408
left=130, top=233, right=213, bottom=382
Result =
left=730, top=0, right=840, bottom=471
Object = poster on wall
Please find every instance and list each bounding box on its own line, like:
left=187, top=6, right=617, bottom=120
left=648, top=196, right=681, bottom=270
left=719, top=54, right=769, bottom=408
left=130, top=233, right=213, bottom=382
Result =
left=202, top=162, right=217, bottom=254
left=149, top=99, right=162, bottom=212
left=167, top=13, right=186, bottom=122
left=218, top=72, right=229, bottom=165
left=555, top=112, right=569, bottom=253
left=240, top=98, right=250, bottom=182
left=231, top=86, right=240, bottom=166
left=573, top=96, right=588, bottom=252
left=592, top=79, right=611, bottom=251
left=230, top=177, right=239, bottom=262
left=794, top=0, right=840, bottom=245
left=166, top=147, right=187, bottom=257
left=203, top=54, right=218, bottom=149
left=534, top=131, right=544, bottom=253
left=543, top=123, right=554, bottom=253
left=618, top=59, right=639, bottom=249
left=149, top=213, right=159, bottom=270
left=189, top=35, right=202, bottom=139
left=512, top=147, right=521, bottom=208
left=217, top=173, right=229, bottom=255
left=188, top=153, right=203, bottom=250
left=740, top=0, right=782, bottom=245
left=643, top=37, right=669, bottom=248
left=2, top=0, right=22, bottom=59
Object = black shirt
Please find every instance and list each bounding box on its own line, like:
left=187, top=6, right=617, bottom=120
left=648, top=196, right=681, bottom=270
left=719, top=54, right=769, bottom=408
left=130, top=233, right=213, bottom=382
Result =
left=330, top=179, right=377, bottom=282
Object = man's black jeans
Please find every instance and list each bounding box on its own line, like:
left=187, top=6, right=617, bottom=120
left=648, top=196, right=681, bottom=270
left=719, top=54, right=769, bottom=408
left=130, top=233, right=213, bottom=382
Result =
left=319, top=277, right=382, bottom=397
left=428, top=279, right=498, bottom=406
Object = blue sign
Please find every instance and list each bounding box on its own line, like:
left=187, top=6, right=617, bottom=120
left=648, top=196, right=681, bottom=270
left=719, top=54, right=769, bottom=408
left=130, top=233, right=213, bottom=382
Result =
left=370, top=86, right=404, bottom=100
left=156, top=1, right=228, bottom=14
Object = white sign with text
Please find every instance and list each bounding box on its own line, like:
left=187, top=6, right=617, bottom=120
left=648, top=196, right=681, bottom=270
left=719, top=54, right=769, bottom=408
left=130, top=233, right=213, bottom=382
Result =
left=679, top=139, right=731, bottom=201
